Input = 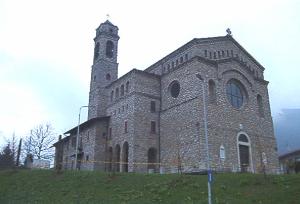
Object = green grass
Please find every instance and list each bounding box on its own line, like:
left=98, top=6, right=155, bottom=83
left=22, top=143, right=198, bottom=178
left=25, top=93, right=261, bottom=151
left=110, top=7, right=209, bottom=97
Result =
left=0, top=170, right=299, bottom=204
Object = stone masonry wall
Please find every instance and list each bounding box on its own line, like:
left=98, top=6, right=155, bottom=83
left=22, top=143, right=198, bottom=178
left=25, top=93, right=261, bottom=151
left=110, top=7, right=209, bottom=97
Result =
left=160, top=55, right=279, bottom=173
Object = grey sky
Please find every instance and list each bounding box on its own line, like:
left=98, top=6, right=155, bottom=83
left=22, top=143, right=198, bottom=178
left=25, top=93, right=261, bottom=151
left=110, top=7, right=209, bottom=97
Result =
left=0, top=0, right=299, bottom=145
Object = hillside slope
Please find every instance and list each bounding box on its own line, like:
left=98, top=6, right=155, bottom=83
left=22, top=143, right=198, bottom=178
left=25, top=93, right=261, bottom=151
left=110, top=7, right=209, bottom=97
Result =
left=0, top=170, right=299, bottom=204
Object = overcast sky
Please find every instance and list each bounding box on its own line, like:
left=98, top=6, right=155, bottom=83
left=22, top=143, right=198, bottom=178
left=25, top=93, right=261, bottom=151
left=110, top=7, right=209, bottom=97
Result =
left=0, top=0, right=299, bottom=146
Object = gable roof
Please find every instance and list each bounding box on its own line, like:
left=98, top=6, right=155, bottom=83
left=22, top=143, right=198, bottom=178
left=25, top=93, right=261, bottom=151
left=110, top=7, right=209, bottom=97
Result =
left=145, top=35, right=265, bottom=73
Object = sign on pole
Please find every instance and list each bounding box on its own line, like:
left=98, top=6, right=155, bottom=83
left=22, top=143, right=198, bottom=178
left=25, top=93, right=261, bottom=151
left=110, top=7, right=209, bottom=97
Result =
left=208, top=170, right=213, bottom=183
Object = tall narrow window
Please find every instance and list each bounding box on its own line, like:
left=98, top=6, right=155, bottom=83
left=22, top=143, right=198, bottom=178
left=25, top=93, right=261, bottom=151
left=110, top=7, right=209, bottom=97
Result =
left=257, top=94, right=264, bottom=117
left=111, top=90, right=114, bottom=102
left=121, top=84, right=125, bottom=96
left=150, top=101, right=156, bottom=112
left=124, top=121, right=128, bottom=133
left=125, top=81, right=130, bottom=93
left=204, top=50, right=208, bottom=57
left=94, top=42, right=100, bottom=61
left=116, top=88, right=119, bottom=98
left=151, top=121, right=156, bottom=133
left=220, top=145, right=225, bottom=160
left=106, top=40, right=114, bottom=58
left=208, top=80, right=216, bottom=103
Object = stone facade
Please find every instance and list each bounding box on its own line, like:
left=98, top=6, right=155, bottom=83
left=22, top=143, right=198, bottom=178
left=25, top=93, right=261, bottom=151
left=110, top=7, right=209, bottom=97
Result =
left=54, top=20, right=279, bottom=173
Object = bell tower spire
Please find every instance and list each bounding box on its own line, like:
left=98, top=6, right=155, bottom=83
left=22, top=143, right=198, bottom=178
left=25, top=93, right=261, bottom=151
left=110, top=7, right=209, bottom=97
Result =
left=88, top=20, right=120, bottom=119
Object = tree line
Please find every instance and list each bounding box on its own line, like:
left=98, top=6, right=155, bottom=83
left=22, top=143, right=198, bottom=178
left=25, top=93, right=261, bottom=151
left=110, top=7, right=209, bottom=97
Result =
left=0, top=123, right=56, bottom=169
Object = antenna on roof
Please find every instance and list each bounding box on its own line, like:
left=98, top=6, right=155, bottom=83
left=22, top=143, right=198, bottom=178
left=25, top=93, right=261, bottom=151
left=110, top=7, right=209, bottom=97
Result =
left=226, top=28, right=232, bottom=36
left=106, top=14, right=110, bottom=21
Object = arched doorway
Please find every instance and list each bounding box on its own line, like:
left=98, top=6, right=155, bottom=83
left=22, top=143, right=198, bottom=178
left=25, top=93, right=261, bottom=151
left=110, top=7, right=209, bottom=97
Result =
left=237, top=133, right=252, bottom=172
left=148, top=148, right=157, bottom=173
left=122, top=142, right=129, bottom=172
left=107, top=147, right=113, bottom=172
left=115, top=144, right=120, bottom=172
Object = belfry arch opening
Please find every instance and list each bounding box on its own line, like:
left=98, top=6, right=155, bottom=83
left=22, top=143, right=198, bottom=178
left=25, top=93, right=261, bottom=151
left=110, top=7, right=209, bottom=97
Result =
left=106, top=40, right=114, bottom=58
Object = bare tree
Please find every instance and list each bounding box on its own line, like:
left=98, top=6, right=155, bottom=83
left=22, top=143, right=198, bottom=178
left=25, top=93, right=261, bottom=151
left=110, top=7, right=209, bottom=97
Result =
left=24, top=123, right=56, bottom=160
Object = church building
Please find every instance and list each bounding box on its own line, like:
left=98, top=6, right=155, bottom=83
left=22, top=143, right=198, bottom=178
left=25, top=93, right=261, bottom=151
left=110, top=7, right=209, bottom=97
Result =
left=54, top=20, right=279, bottom=173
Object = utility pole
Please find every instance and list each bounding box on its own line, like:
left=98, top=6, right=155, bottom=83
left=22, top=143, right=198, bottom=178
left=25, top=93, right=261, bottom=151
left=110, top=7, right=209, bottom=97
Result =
left=75, top=106, right=93, bottom=170
left=196, top=74, right=212, bottom=204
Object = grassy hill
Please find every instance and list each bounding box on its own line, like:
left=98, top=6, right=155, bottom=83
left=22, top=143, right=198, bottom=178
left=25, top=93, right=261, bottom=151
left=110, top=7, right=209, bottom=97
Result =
left=0, top=169, right=299, bottom=204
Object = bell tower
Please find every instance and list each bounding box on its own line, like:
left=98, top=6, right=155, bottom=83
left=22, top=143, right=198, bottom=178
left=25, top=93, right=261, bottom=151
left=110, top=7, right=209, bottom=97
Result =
left=88, top=20, right=119, bottom=119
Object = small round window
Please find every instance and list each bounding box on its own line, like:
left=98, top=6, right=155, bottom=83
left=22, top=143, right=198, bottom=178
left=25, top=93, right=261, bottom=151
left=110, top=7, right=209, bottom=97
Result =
left=226, top=79, right=247, bottom=108
left=169, top=81, right=180, bottom=98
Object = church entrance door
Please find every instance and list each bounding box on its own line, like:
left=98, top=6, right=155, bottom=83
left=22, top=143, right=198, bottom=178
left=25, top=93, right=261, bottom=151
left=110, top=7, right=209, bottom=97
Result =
left=239, top=144, right=249, bottom=172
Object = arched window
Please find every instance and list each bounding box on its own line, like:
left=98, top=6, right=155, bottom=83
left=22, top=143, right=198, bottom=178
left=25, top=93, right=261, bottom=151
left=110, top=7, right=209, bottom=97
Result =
left=257, top=94, right=264, bottom=117
left=125, top=81, right=130, bottom=93
left=94, top=42, right=100, bottom=61
left=106, top=40, right=114, bottom=58
left=106, top=73, right=111, bottom=81
left=169, top=80, right=180, bottom=98
left=239, top=134, right=249, bottom=143
left=208, top=79, right=216, bottom=103
left=226, top=79, right=247, bottom=108
left=115, top=144, right=120, bottom=172
left=120, top=84, right=125, bottom=96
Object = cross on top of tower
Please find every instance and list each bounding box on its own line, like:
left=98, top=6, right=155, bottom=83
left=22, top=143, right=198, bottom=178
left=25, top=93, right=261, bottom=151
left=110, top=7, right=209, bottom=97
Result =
left=226, top=28, right=232, bottom=36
